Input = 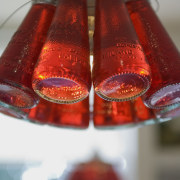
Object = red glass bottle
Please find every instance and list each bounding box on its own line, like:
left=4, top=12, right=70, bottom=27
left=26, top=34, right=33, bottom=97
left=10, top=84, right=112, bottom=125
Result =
left=0, top=1, right=56, bottom=108
left=27, top=97, right=89, bottom=129
left=93, top=94, right=134, bottom=128
left=132, top=97, right=157, bottom=125
left=32, top=0, right=91, bottom=104
left=51, top=97, right=89, bottom=128
left=93, top=0, right=151, bottom=102
left=93, top=94, right=159, bottom=128
left=126, top=0, right=180, bottom=109
left=133, top=97, right=154, bottom=121
left=27, top=98, right=52, bottom=125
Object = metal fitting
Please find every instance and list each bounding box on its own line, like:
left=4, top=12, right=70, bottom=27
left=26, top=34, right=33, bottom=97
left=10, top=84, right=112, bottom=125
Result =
left=32, top=0, right=58, bottom=6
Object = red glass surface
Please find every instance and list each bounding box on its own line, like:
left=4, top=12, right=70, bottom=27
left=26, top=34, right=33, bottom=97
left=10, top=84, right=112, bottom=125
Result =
left=0, top=3, right=55, bottom=108
left=27, top=97, right=89, bottom=128
left=32, top=0, right=91, bottom=104
left=51, top=97, right=89, bottom=128
left=27, top=98, right=52, bottom=124
left=93, top=0, right=151, bottom=102
left=133, top=97, right=155, bottom=122
left=127, top=0, right=180, bottom=109
left=93, top=94, right=159, bottom=128
left=93, top=94, right=134, bottom=128
left=68, top=158, right=122, bottom=180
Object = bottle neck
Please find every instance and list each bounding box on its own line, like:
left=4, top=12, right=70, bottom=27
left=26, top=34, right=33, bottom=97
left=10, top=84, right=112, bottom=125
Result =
left=32, top=0, right=58, bottom=6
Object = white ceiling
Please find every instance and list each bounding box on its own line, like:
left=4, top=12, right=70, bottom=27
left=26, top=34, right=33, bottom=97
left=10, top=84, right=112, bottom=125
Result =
left=0, top=0, right=180, bottom=23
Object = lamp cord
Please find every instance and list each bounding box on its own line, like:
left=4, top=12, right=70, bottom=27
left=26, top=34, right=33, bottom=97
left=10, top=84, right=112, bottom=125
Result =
left=154, top=0, right=160, bottom=12
left=150, top=0, right=160, bottom=12
left=0, top=1, right=32, bottom=29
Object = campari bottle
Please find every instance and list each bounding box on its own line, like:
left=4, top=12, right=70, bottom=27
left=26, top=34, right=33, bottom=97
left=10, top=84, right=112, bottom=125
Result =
left=32, top=0, right=91, bottom=104
left=93, top=0, right=151, bottom=102
left=127, top=0, right=180, bottom=109
left=0, top=0, right=56, bottom=108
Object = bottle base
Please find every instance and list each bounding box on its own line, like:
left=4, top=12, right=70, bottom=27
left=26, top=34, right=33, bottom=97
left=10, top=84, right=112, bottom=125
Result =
left=33, top=77, right=90, bottom=104
left=144, top=83, right=180, bottom=109
left=95, top=72, right=150, bottom=102
left=0, top=79, right=39, bottom=109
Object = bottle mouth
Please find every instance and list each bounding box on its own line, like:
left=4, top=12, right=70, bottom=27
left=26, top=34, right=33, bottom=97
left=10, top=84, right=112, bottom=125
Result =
left=145, top=83, right=180, bottom=109
left=95, top=72, right=151, bottom=102
left=33, top=77, right=90, bottom=104
left=0, top=80, right=39, bottom=109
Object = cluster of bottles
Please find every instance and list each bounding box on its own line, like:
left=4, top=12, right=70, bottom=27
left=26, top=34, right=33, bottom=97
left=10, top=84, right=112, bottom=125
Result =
left=0, top=0, right=179, bottom=129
